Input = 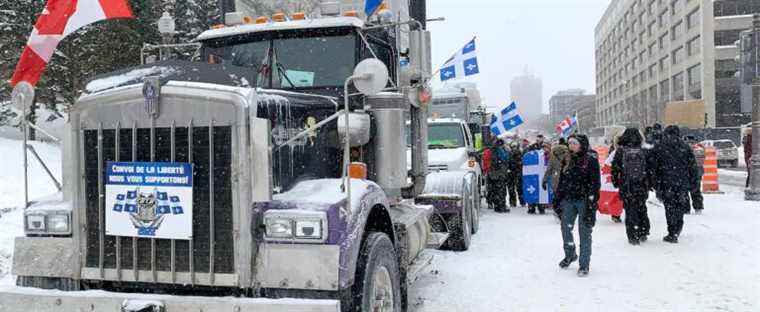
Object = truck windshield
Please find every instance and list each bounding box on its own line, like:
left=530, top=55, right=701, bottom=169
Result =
left=203, top=29, right=356, bottom=89
left=715, top=141, right=736, bottom=149
left=428, top=123, right=466, bottom=149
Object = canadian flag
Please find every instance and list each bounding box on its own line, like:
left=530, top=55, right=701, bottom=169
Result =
left=598, top=149, right=623, bottom=216
left=11, top=0, right=133, bottom=87
left=554, top=115, right=577, bottom=137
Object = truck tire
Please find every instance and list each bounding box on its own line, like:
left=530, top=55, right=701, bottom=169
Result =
left=445, top=193, right=472, bottom=251
left=471, top=178, right=480, bottom=235
left=350, top=232, right=401, bottom=312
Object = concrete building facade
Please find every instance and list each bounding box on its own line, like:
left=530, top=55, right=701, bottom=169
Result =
left=510, top=72, right=543, bottom=124
left=595, top=0, right=716, bottom=128
left=595, top=0, right=760, bottom=129
left=576, top=95, right=598, bottom=132
left=549, top=89, right=585, bottom=125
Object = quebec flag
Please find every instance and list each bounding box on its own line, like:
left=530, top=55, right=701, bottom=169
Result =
left=365, top=0, right=383, bottom=16
left=490, top=101, right=524, bottom=137
left=522, top=150, right=552, bottom=204
left=440, top=38, right=479, bottom=81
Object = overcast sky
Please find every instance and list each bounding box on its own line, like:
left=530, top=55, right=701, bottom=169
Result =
left=427, top=0, right=611, bottom=114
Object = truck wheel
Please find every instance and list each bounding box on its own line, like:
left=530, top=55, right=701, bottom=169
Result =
left=445, top=195, right=472, bottom=251
left=352, top=232, right=401, bottom=312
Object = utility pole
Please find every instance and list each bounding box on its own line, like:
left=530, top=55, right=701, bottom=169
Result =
left=744, top=15, right=760, bottom=201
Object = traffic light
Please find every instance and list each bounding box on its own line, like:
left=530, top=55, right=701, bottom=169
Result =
left=737, top=17, right=760, bottom=85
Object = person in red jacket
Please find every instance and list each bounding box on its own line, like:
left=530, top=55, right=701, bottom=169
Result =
left=482, top=143, right=494, bottom=209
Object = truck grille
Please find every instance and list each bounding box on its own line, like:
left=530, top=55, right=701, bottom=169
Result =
left=83, top=125, right=234, bottom=282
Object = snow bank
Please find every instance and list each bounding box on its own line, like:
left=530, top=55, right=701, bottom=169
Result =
left=0, top=137, right=62, bottom=284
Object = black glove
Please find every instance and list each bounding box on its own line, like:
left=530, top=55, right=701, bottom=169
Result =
left=541, top=180, right=548, bottom=190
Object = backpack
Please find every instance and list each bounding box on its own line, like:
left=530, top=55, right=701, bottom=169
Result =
left=622, top=148, right=647, bottom=187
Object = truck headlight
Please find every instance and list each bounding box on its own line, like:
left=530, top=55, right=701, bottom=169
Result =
left=25, top=211, right=71, bottom=235
left=264, top=210, right=327, bottom=243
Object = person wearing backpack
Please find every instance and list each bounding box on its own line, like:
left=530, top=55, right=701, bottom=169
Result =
left=556, top=134, right=600, bottom=277
left=611, top=128, right=651, bottom=245
left=487, top=139, right=512, bottom=213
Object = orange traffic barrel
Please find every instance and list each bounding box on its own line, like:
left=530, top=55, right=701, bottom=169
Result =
left=702, top=146, right=722, bottom=193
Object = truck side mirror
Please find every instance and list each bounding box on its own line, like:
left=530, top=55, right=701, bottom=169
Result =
left=352, top=58, right=389, bottom=96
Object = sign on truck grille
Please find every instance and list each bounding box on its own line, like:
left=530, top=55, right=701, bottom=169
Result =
left=106, top=162, right=194, bottom=239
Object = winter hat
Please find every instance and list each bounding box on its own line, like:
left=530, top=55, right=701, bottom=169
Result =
left=664, top=125, right=680, bottom=137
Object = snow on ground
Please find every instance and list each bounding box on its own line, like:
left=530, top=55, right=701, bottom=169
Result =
left=410, top=186, right=760, bottom=311
left=0, top=137, right=62, bottom=284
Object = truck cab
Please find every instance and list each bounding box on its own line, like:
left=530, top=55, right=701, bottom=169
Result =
left=3, top=3, right=442, bottom=312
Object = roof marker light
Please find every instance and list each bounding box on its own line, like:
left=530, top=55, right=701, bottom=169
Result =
left=272, top=13, right=287, bottom=22
left=292, top=12, right=306, bottom=20
left=255, top=16, right=269, bottom=24
left=343, top=10, right=358, bottom=17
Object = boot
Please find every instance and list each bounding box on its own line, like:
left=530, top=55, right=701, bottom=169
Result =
left=663, top=234, right=679, bottom=244
left=611, top=216, right=622, bottom=223
left=527, top=206, right=536, bottom=214
left=628, top=238, right=640, bottom=245
left=558, top=254, right=578, bottom=269
left=577, top=267, right=589, bottom=277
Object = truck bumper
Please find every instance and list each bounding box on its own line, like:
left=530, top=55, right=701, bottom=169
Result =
left=0, top=286, right=340, bottom=312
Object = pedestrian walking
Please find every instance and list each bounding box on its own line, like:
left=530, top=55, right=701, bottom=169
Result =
left=556, top=134, right=600, bottom=277
left=744, top=128, right=753, bottom=188
left=543, top=139, right=569, bottom=214
left=482, top=140, right=495, bottom=210
left=505, top=141, right=523, bottom=210
left=608, top=140, right=623, bottom=224
left=526, top=135, right=545, bottom=214
left=611, top=128, right=651, bottom=245
left=486, top=139, right=511, bottom=213
left=687, top=143, right=705, bottom=214
left=650, top=126, right=699, bottom=244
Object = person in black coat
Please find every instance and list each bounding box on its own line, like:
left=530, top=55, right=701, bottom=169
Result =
left=611, top=128, right=652, bottom=245
left=650, top=126, right=699, bottom=243
left=556, top=134, right=601, bottom=277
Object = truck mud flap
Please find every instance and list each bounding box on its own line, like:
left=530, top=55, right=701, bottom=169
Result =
left=0, top=286, right=340, bottom=312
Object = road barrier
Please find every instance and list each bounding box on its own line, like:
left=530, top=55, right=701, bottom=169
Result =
left=702, top=146, right=722, bottom=193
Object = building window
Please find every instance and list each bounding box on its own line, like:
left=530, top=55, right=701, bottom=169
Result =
left=670, top=0, right=680, bottom=16
left=671, top=21, right=683, bottom=41
left=649, top=0, right=656, bottom=15
left=660, top=55, right=669, bottom=71
left=649, top=42, right=656, bottom=57
left=659, top=32, right=669, bottom=50
left=672, top=46, right=684, bottom=64
left=686, top=8, right=700, bottom=29
left=660, top=79, right=670, bottom=102
left=648, top=21, right=656, bottom=37
left=658, top=10, right=668, bottom=27
left=714, top=29, right=742, bottom=46
left=713, top=0, right=760, bottom=17
left=715, top=59, right=738, bottom=78
left=672, top=72, right=684, bottom=101
left=687, top=35, right=701, bottom=56
left=649, top=64, right=657, bottom=78
left=687, top=63, right=702, bottom=99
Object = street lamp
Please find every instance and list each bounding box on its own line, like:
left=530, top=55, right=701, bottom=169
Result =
left=157, top=11, right=175, bottom=60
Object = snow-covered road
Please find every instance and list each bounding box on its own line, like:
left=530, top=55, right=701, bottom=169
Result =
left=410, top=188, right=760, bottom=311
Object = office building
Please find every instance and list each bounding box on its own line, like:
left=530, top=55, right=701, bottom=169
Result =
left=510, top=72, right=543, bottom=123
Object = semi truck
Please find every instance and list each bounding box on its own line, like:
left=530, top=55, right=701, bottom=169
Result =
left=0, top=1, right=454, bottom=311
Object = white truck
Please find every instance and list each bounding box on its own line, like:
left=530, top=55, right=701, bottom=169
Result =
left=0, top=1, right=454, bottom=311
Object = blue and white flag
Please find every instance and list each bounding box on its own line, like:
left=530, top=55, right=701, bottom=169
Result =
left=522, top=150, right=552, bottom=205
left=439, top=38, right=479, bottom=81
left=490, top=101, right=524, bottom=137
left=365, top=0, right=383, bottom=16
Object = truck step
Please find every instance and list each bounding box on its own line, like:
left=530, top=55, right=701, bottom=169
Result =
left=426, top=232, right=449, bottom=249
